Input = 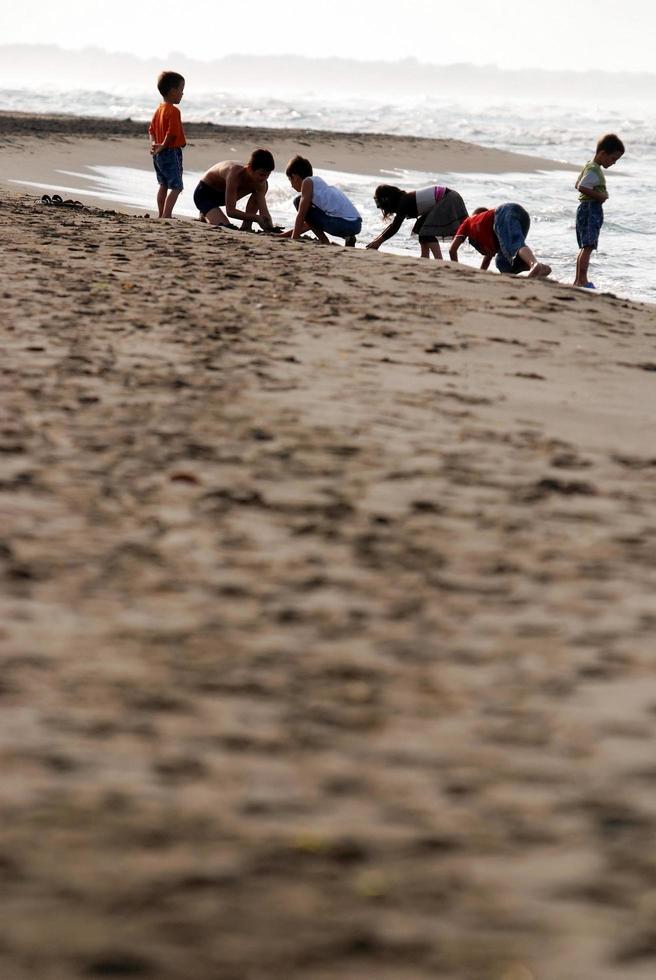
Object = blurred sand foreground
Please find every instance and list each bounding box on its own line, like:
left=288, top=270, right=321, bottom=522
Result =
left=1, top=177, right=656, bottom=980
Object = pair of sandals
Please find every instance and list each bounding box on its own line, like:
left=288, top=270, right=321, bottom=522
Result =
left=41, top=194, right=84, bottom=209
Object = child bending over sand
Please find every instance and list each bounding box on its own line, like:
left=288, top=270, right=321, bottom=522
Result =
left=574, top=133, right=625, bottom=289
left=367, top=183, right=468, bottom=259
left=450, top=204, right=551, bottom=278
left=193, top=149, right=276, bottom=230
left=280, top=155, right=362, bottom=245
left=149, top=71, right=186, bottom=219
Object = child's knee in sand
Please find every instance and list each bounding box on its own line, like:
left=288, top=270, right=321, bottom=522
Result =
left=206, top=208, right=233, bottom=228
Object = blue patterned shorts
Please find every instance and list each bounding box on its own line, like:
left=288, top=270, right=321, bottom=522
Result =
left=153, top=147, right=184, bottom=191
left=576, top=200, right=604, bottom=249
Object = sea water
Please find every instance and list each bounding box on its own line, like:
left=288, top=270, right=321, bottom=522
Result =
left=4, top=87, right=655, bottom=303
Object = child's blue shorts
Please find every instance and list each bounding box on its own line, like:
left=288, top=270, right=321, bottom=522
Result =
left=576, top=200, right=604, bottom=249
left=293, top=196, right=362, bottom=239
left=493, top=203, right=531, bottom=274
left=153, top=147, right=184, bottom=191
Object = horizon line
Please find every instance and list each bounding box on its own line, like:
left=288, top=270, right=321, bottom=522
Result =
left=3, top=43, right=656, bottom=80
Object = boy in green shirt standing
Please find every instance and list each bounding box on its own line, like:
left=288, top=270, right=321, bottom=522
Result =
left=574, top=133, right=625, bottom=288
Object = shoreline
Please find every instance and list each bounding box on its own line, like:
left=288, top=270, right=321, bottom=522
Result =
left=0, top=109, right=577, bottom=171
left=1, top=110, right=577, bottom=214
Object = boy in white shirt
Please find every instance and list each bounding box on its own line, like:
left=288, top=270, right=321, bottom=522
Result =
left=281, top=156, right=362, bottom=246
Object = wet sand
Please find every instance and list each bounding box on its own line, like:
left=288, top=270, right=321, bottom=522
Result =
left=2, top=187, right=656, bottom=980
left=0, top=111, right=577, bottom=213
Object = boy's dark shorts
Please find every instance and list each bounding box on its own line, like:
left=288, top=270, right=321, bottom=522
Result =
left=576, top=200, right=604, bottom=249
left=293, top=196, right=362, bottom=239
left=493, top=203, right=531, bottom=274
left=153, top=147, right=183, bottom=191
left=193, top=180, right=226, bottom=216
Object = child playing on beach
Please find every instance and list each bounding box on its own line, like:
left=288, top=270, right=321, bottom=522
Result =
left=449, top=203, right=551, bottom=278
left=366, top=183, right=468, bottom=259
left=573, top=133, right=625, bottom=288
left=193, top=150, right=276, bottom=230
left=280, top=155, right=362, bottom=245
left=149, top=71, right=186, bottom=219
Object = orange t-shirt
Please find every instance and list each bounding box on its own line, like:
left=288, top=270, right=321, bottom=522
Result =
left=149, top=103, right=186, bottom=149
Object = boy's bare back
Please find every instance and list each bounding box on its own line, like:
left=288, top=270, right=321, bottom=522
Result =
left=201, top=162, right=256, bottom=199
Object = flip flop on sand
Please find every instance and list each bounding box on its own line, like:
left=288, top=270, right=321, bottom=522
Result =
left=41, top=194, right=84, bottom=209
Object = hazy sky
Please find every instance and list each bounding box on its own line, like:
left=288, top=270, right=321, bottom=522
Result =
left=4, top=0, right=655, bottom=73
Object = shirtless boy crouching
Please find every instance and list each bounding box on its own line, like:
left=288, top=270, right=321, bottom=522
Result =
left=193, top=148, right=275, bottom=230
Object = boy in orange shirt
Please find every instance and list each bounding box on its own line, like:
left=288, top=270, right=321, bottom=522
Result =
left=149, top=71, right=186, bottom=218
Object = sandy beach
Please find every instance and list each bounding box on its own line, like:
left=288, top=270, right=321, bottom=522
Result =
left=0, top=111, right=577, bottom=213
left=2, top=119, right=656, bottom=980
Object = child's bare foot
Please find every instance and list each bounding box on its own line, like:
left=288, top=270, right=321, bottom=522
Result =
left=344, top=235, right=357, bottom=247
left=528, top=262, right=551, bottom=278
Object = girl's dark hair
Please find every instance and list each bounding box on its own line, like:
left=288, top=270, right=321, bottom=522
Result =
left=374, top=184, right=405, bottom=219
left=249, top=148, right=275, bottom=172
left=157, top=71, right=185, bottom=97
left=286, top=155, right=313, bottom=180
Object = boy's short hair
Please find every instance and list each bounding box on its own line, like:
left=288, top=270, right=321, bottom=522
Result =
left=597, top=133, right=625, bottom=155
left=157, top=71, right=185, bottom=97
left=286, top=155, right=313, bottom=180
left=472, top=207, right=489, bottom=215
left=249, top=148, right=275, bottom=173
